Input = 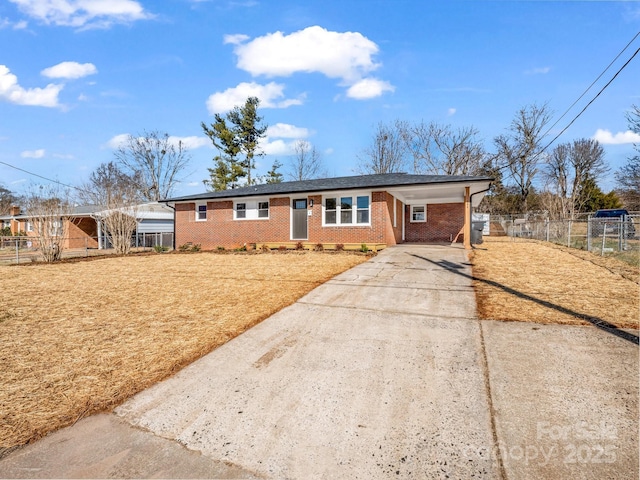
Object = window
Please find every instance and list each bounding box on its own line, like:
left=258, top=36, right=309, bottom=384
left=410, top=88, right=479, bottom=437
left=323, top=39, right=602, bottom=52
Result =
left=325, top=198, right=337, bottom=224
left=234, top=200, right=269, bottom=220
left=340, top=197, right=352, bottom=223
left=411, top=205, right=426, bottom=222
left=26, top=221, right=33, bottom=232
left=196, top=204, right=207, bottom=221
left=323, top=194, right=371, bottom=226
left=356, top=196, right=369, bottom=224
left=258, top=201, right=269, bottom=218
left=236, top=203, right=246, bottom=219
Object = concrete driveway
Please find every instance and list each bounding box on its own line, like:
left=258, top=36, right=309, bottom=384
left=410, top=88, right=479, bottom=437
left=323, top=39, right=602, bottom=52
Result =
left=1, top=244, right=637, bottom=479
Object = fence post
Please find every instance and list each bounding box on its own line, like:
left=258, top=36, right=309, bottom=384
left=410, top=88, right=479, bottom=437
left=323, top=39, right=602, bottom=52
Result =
left=545, top=220, right=550, bottom=242
left=587, top=217, right=591, bottom=252
left=601, top=223, right=607, bottom=256
left=618, top=218, right=623, bottom=252
left=567, top=220, right=572, bottom=248
left=15, top=238, right=19, bottom=264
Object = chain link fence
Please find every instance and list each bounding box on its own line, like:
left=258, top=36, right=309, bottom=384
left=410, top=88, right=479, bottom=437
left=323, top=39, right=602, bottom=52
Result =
left=0, top=233, right=174, bottom=265
left=491, top=214, right=639, bottom=256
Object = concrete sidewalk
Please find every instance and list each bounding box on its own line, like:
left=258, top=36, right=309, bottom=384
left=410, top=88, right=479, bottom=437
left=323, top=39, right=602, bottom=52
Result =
left=1, top=245, right=637, bottom=479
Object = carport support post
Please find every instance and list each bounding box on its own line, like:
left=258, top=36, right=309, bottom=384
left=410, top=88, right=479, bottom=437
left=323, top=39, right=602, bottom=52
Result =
left=464, top=186, right=471, bottom=250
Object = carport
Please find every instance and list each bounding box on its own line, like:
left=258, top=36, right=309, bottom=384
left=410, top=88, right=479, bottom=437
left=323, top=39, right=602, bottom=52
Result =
left=387, top=181, right=491, bottom=248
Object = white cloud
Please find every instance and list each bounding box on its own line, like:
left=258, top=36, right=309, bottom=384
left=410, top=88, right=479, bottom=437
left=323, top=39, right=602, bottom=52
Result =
left=168, top=136, right=210, bottom=150
left=346, top=78, right=394, bottom=99
left=21, top=149, right=45, bottom=158
left=53, top=153, right=75, bottom=159
left=9, top=0, right=153, bottom=29
left=106, top=133, right=130, bottom=148
left=206, top=81, right=303, bottom=114
left=447, top=108, right=457, bottom=116
left=41, top=61, right=97, bottom=79
left=106, top=134, right=210, bottom=150
left=259, top=138, right=297, bottom=156
left=525, top=66, right=551, bottom=75
left=0, top=65, right=63, bottom=107
left=593, top=128, right=640, bottom=145
left=230, top=26, right=381, bottom=83
left=14, top=20, right=28, bottom=29
left=187, top=181, right=201, bottom=187
left=224, top=33, right=249, bottom=45
left=266, top=123, right=309, bottom=139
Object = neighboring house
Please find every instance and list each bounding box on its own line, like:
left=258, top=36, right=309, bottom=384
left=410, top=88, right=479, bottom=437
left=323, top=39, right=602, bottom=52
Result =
left=0, top=202, right=174, bottom=249
left=163, top=173, right=493, bottom=250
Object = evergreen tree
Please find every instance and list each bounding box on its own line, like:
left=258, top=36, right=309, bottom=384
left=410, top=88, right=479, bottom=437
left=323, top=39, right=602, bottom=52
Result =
left=202, top=97, right=267, bottom=190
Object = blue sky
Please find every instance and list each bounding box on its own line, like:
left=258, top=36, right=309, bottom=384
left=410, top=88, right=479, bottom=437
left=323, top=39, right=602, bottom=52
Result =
left=1, top=0, right=639, bottom=198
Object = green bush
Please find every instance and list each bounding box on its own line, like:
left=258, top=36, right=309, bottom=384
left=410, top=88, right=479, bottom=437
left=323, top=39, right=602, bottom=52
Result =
left=153, top=245, right=169, bottom=253
left=360, top=243, right=369, bottom=253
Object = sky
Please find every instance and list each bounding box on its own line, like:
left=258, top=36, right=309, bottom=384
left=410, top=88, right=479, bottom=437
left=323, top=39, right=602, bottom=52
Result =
left=1, top=0, right=639, bottom=199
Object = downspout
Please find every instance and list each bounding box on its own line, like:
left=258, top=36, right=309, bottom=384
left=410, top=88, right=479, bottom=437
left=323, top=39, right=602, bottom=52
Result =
left=469, top=183, right=493, bottom=247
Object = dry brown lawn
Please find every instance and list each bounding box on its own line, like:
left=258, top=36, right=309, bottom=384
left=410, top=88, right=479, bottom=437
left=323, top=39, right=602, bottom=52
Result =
left=471, top=237, right=639, bottom=329
left=0, top=251, right=368, bottom=450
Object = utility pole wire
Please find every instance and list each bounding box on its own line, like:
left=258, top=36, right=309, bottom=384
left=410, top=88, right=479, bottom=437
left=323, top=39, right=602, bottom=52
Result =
left=540, top=31, right=640, bottom=141
left=536, top=47, right=640, bottom=160
left=0, top=160, right=88, bottom=194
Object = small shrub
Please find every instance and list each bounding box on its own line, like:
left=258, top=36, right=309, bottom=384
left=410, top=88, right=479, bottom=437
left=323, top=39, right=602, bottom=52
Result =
left=216, top=246, right=226, bottom=252
left=234, top=245, right=247, bottom=252
left=261, top=244, right=271, bottom=252
left=178, top=243, right=191, bottom=252
left=335, top=243, right=345, bottom=252
left=153, top=245, right=169, bottom=253
left=314, top=242, right=324, bottom=252
left=278, top=245, right=287, bottom=251
left=360, top=243, right=369, bottom=253
left=191, top=244, right=201, bottom=252
left=295, top=241, right=304, bottom=250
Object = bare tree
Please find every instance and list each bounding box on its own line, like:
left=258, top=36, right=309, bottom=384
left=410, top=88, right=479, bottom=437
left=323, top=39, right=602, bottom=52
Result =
left=543, top=143, right=571, bottom=219
left=287, top=140, right=326, bottom=181
left=115, top=130, right=191, bottom=201
left=23, top=184, right=74, bottom=262
left=80, top=162, right=141, bottom=254
left=357, top=120, right=409, bottom=174
left=494, top=103, right=552, bottom=211
left=545, top=139, right=607, bottom=218
left=615, top=104, right=640, bottom=210
left=406, top=121, right=486, bottom=175
left=0, top=184, right=18, bottom=215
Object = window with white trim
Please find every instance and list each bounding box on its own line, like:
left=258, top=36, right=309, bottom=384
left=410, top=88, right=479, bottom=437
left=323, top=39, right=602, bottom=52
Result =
left=356, top=196, right=369, bottom=223
left=234, top=200, right=269, bottom=220
left=411, top=205, right=426, bottom=222
left=258, top=201, right=269, bottom=218
left=26, top=221, right=33, bottom=232
left=236, top=203, right=246, bottom=219
left=323, top=194, right=370, bottom=226
left=196, top=204, right=207, bottom=221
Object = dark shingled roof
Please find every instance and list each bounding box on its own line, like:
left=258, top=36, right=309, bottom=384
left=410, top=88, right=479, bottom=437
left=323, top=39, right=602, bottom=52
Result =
left=163, top=173, right=493, bottom=202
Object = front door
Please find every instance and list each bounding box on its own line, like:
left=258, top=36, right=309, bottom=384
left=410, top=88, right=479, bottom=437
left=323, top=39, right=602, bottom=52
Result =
left=292, top=198, right=308, bottom=240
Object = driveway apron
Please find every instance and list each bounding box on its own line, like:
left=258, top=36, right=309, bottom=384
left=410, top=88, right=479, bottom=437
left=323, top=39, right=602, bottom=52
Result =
left=110, top=244, right=498, bottom=478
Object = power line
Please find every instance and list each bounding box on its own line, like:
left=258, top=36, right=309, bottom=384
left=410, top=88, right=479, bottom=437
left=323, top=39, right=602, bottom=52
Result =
left=537, top=46, right=639, bottom=157
left=0, top=160, right=86, bottom=193
left=540, top=31, right=640, bottom=140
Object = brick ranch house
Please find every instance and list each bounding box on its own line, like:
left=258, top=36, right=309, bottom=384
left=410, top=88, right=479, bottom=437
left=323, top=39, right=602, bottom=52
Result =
left=163, top=173, right=493, bottom=250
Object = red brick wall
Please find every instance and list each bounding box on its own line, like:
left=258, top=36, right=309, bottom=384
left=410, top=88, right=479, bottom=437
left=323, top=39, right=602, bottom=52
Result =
left=175, top=197, right=291, bottom=249
left=175, top=193, right=465, bottom=248
left=405, top=203, right=465, bottom=243
left=67, top=218, right=99, bottom=249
